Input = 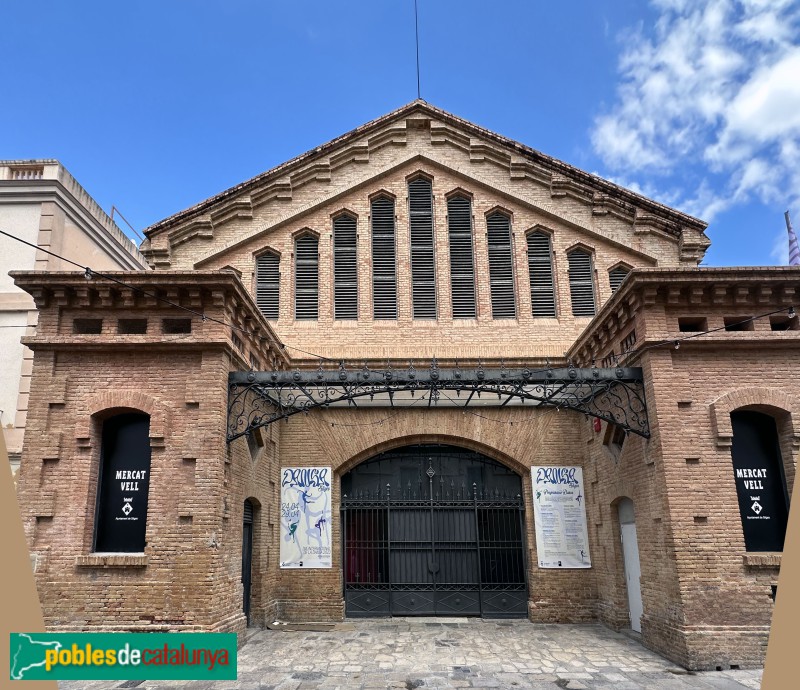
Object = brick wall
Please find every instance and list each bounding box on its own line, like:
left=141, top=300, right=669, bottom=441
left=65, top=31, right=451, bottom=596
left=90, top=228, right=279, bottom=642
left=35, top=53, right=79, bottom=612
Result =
left=571, top=268, right=800, bottom=669
left=12, top=265, right=800, bottom=671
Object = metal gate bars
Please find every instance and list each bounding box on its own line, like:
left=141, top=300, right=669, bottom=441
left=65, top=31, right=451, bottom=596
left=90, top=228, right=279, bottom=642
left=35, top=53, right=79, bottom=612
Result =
left=342, top=473, right=528, bottom=618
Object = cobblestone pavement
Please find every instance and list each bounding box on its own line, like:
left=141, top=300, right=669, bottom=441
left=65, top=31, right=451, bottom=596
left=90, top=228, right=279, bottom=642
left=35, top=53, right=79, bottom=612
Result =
left=59, top=619, right=763, bottom=690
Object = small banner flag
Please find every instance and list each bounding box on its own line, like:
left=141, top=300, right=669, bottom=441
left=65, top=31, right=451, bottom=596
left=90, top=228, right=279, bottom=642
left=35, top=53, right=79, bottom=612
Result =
left=787, top=211, right=800, bottom=266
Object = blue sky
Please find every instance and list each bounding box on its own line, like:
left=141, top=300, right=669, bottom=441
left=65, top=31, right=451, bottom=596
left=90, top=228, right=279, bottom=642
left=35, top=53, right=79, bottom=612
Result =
left=2, top=0, right=799, bottom=266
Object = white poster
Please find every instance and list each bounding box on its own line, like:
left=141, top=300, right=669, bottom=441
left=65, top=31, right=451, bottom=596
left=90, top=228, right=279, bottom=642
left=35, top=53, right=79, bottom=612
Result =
left=280, top=466, right=332, bottom=569
left=531, top=466, right=591, bottom=569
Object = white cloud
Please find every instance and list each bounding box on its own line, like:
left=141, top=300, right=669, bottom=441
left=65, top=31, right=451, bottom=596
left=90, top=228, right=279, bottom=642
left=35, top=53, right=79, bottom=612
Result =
left=592, top=0, right=800, bottom=226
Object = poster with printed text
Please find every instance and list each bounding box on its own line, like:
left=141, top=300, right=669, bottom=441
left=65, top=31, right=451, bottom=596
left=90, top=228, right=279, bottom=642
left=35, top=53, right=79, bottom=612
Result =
left=280, top=466, right=332, bottom=568
left=531, top=466, right=591, bottom=569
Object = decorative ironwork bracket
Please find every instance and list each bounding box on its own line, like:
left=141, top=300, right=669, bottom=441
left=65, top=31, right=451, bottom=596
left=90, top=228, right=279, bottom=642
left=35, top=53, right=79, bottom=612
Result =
left=227, top=361, right=650, bottom=442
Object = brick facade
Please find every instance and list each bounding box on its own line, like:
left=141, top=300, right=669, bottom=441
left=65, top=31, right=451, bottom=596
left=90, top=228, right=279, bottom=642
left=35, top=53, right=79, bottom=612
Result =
left=11, top=102, right=799, bottom=671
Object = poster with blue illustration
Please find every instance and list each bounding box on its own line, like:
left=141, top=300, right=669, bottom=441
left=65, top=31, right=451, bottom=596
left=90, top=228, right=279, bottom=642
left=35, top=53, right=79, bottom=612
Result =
left=280, top=466, right=332, bottom=568
left=531, top=466, right=591, bottom=569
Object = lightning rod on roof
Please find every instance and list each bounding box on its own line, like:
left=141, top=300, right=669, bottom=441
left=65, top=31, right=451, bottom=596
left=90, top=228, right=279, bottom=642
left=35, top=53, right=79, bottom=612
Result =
left=415, top=0, right=421, bottom=99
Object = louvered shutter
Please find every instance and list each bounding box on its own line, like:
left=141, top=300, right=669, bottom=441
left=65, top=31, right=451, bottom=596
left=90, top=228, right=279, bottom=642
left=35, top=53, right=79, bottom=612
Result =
left=333, top=214, right=358, bottom=319
left=447, top=196, right=476, bottom=318
left=609, top=266, right=630, bottom=294
left=294, top=234, right=319, bottom=320
left=567, top=249, right=596, bottom=316
left=255, top=252, right=280, bottom=320
left=526, top=232, right=556, bottom=317
left=408, top=178, right=437, bottom=319
left=371, top=196, right=397, bottom=319
left=487, top=213, right=516, bottom=318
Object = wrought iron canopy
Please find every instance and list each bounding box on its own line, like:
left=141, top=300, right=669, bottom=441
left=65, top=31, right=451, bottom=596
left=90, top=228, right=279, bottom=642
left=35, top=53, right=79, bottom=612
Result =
left=227, top=360, right=649, bottom=441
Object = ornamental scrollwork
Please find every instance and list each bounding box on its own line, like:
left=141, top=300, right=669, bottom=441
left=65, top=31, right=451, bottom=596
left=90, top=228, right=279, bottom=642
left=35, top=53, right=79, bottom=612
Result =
left=227, top=362, right=649, bottom=442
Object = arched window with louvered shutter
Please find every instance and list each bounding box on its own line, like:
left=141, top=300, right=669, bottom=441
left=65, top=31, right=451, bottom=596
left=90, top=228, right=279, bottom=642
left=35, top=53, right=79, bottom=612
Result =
left=567, top=248, right=596, bottom=317
left=371, top=195, right=397, bottom=319
left=255, top=251, right=280, bottom=320
left=294, top=233, right=319, bottom=320
left=333, top=214, right=358, bottom=320
left=408, top=177, right=437, bottom=319
left=447, top=195, right=476, bottom=318
left=609, top=265, right=631, bottom=294
left=486, top=212, right=516, bottom=319
left=526, top=231, right=556, bottom=317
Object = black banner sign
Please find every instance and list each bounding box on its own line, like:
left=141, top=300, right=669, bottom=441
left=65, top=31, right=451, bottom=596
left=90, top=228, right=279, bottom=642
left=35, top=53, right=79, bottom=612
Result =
left=730, top=411, right=789, bottom=552
left=94, top=413, right=152, bottom=553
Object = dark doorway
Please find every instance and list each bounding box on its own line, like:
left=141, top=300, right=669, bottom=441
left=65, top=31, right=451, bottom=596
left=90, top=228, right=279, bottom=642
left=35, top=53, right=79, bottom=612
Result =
left=730, top=411, right=789, bottom=552
left=242, top=499, right=255, bottom=623
left=342, top=444, right=527, bottom=617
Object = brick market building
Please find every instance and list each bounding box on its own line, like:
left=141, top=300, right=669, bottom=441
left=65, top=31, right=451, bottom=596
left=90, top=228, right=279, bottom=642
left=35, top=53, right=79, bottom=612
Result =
left=12, top=101, right=799, bottom=670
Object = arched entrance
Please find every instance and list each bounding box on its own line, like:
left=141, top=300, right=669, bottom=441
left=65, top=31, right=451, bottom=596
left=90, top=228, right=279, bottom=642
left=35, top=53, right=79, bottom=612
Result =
left=341, top=443, right=527, bottom=618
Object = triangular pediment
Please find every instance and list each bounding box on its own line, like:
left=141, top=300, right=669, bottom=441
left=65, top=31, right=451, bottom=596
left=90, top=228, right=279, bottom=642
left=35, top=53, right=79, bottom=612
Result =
left=192, top=154, right=663, bottom=269
left=141, top=100, right=710, bottom=269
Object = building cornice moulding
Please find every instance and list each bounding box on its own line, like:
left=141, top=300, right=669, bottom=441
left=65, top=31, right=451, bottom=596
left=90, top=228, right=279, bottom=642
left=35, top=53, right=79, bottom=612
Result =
left=568, top=267, right=800, bottom=365
left=190, top=154, right=663, bottom=270
left=0, top=180, right=148, bottom=270
left=142, top=101, right=709, bottom=252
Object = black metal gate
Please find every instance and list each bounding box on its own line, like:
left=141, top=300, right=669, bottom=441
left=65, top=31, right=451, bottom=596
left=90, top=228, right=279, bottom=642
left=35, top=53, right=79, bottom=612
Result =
left=342, top=445, right=528, bottom=618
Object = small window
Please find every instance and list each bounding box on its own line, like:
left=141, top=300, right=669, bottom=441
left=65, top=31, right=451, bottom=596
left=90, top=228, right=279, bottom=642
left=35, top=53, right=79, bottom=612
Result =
left=333, top=214, right=358, bottom=320
left=603, top=422, right=627, bottom=460
left=678, top=317, right=707, bottom=332
left=601, top=351, right=617, bottom=368
left=447, top=196, right=476, bottom=319
left=73, top=318, right=102, bottom=334
left=486, top=212, right=516, bottom=318
left=770, top=315, right=798, bottom=331
left=231, top=333, right=244, bottom=352
left=527, top=231, right=556, bottom=318
left=371, top=195, right=397, bottom=319
left=117, top=319, right=147, bottom=334
left=609, top=425, right=626, bottom=449
left=163, top=318, right=192, bottom=334
left=408, top=177, right=437, bottom=319
left=256, top=252, right=280, bottom=320
left=609, top=266, right=630, bottom=294
left=295, top=233, right=319, bottom=320
left=567, top=249, right=596, bottom=317
left=621, top=329, right=636, bottom=353
left=247, top=427, right=265, bottom=462
left=724, top=316, right=754, bottom=332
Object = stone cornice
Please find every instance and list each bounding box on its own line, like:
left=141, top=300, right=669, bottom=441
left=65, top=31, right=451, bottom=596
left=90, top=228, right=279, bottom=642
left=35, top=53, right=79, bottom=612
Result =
left=193, top=154, right=662, bottom=269
left=10, top=270, right=290, bottom=369
left=142, top=100, right=709, bottom=251
left=1, top=160, right=147, bottom=268
left=568, top=267, right=800, bottom=365
left=0, top=177, right=148, bottom=271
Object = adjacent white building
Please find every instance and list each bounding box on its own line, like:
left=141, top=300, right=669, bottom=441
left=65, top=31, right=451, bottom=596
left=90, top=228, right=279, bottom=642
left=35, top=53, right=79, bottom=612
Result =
left=0, top=160, right=149, bottom=472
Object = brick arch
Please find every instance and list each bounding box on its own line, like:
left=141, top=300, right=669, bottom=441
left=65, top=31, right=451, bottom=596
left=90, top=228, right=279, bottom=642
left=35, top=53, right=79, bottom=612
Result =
left=76, top=390, right=170, bottom=443
left=710, top=387, right=800, bottom=449
left=304, top=405, right=561, bottom=479
left=244, top=495, right=263, bottom=509
left=336, top=433, right=528, bottom=478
